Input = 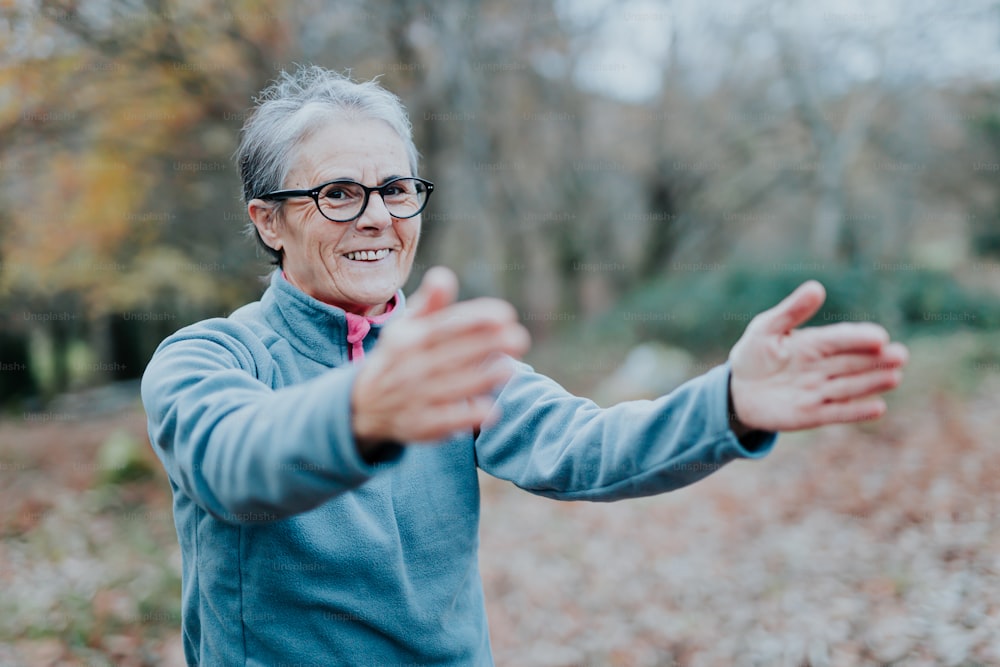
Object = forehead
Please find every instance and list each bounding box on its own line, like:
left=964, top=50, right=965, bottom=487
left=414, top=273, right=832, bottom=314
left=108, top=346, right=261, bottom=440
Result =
left=291, top=116, right=410, bottom=181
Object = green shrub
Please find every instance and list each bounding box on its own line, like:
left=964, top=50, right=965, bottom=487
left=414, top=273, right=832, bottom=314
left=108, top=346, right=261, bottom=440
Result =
left=97, top=430, right=156, bottom=485
left=601, top=263, right=1000, bottom=355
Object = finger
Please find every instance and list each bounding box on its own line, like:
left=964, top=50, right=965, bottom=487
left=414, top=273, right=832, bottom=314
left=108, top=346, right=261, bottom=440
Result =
left=754, top=280, right=826, bottom=334
left=809, top=396, right=887, bottom=425
left=391, top=299, right=518, bottom=349
left=819, top=344, right=909, bottom=378
left=380, top=316, right=528, bottom=388
left=422, top=298, right=521, bottom=336
left=405, top=266, right=459, bottom=318
left=409, top=395, right=498, bottom=442
left=414, top=356, right=517, bottom=404
left=884, top=341, right=910, bottom=367
left=797, top=322, right=891, bottom=355
left=417, top=325, right=531, bottom=380
left=821, top=368, right=902, bottom=402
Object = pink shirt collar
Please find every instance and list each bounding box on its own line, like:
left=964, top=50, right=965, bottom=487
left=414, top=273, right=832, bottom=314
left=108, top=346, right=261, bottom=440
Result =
left=344, top=298, right=396, bottom=361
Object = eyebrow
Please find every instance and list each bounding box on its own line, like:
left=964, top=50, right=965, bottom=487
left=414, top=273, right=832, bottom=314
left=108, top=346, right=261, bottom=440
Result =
left=323, top=174, right=409, bottom=186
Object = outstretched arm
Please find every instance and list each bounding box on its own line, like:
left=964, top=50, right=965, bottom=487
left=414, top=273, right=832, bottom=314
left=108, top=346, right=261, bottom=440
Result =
left=475, top=360, right=775, bottom=502
left=476, top=278, right=907, bottom=502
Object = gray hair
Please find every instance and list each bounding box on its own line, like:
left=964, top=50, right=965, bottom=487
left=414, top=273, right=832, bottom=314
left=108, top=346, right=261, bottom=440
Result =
left=235, top=65, right=420, bottom=265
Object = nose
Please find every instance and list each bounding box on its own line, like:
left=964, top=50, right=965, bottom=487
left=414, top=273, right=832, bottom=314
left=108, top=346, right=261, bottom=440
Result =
left=355, top=192, right=393, bottom=232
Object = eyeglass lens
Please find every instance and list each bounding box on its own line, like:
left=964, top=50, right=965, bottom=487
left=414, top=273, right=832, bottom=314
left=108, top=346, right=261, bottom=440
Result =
left=317, top=178, right=428, bottom=221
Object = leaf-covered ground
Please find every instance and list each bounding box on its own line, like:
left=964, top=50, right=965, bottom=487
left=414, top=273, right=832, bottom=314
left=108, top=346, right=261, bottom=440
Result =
left=1, top=371, right=998, bottom=666
left=480, top=381, right=1000, bottom=666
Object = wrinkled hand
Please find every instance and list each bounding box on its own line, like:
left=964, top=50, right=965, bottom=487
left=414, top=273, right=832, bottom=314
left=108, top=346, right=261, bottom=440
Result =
left=352, top=266, right=531, bottom=450
left=729, top=280, right=908, bottom=432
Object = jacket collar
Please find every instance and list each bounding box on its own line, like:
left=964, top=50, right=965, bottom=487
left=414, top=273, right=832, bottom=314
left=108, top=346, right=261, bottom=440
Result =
left=260, top=270, right=405, bottom=365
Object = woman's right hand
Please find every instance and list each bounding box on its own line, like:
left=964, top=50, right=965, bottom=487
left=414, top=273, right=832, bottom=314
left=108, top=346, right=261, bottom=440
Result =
left=351, top=266, right=531, bottom=451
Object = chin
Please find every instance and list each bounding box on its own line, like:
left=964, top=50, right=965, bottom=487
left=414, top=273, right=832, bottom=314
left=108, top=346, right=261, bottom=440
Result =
left=349, top=292, right=391, bottom=306
left=342, top=283, right=399, bottom=309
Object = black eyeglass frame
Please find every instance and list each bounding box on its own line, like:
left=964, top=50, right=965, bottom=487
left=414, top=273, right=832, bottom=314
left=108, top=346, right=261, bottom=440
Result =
left=258, top=176, right=435, bottom=223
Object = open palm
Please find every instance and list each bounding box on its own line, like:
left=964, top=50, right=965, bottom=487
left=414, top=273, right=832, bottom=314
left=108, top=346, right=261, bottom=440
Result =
left=729, top=280, right=909, bottom=432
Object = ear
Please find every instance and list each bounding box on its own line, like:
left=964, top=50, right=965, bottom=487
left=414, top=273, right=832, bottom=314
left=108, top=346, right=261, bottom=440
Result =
left=248, top=199, right=283, bottom=253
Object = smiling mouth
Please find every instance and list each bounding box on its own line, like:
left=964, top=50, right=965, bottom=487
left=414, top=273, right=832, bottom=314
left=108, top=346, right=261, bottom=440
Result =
left=344, top=249, right=391, bottom=262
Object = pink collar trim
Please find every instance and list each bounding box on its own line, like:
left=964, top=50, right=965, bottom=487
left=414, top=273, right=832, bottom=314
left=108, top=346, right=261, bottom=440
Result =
left=344, top=298, right=396, bottom=361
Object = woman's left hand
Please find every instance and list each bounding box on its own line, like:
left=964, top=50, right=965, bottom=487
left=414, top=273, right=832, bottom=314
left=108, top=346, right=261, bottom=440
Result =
left=728, top=280, right=909, bottom=432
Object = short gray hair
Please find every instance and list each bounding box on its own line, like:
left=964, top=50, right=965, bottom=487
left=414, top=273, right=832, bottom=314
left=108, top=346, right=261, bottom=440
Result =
left=235, top=66, right=420, bottom=265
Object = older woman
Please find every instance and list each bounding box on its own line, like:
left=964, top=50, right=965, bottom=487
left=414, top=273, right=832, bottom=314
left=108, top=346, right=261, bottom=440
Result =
left=141, top=66, right=908, bottom=665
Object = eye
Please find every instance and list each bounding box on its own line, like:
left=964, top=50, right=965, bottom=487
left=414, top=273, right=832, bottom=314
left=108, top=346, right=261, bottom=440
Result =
left=383, top=179, right=417, bottom=197
left=319, top=182, right=363, bottom=205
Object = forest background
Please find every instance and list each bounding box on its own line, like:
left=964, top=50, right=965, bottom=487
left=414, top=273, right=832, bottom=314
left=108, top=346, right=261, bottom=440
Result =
left=2, top=1, right=1000, bottom=665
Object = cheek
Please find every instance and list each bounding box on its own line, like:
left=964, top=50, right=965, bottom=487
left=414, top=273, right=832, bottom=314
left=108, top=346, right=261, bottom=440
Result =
left=401, top=222, right=421, bottom=250
left=317, top=229, right=349, bottom=256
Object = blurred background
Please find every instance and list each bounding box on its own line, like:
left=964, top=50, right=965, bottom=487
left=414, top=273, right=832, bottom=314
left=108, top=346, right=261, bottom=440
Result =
left=1, top=0, right=999, bottom=664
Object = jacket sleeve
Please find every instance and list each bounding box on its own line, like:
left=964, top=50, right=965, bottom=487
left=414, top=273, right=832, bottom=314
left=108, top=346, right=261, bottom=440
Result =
left=140, top=321, right=401, bottom=524
left=474, top=361, right=775, bottom=502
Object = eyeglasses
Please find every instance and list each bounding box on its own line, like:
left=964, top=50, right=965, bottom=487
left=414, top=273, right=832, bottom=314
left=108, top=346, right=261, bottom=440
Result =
left=259, top=176, right=434, bottom=223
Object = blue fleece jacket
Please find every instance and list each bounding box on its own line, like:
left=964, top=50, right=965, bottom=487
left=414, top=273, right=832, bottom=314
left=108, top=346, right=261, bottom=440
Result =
left=140, top=270, right=775, bottom=666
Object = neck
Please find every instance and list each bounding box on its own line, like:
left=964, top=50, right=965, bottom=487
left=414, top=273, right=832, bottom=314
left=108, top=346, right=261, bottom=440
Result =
left=282, top=270, right=389, bottom=317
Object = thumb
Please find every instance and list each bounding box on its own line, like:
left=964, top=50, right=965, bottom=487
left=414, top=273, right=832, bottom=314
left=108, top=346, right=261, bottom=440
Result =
left=405, top=266, right=459, bottom=318
left=757, top=280, right=826, bottom=334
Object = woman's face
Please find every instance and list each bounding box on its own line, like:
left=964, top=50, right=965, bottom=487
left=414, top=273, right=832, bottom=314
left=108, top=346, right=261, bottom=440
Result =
left=252, top=117, right=420, bottom=316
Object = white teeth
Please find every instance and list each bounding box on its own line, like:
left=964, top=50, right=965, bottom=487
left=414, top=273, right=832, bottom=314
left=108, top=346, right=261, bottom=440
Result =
left=347, top=249, right=391, bottom=261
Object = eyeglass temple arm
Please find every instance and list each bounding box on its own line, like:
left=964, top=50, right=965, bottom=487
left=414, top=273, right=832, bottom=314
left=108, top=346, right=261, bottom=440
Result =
left=258, top=188, right=317, bottom=201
